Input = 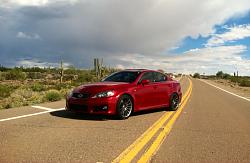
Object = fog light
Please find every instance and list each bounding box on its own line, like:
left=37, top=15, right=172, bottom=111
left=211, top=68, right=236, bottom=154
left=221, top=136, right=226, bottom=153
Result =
left=94, top=105, right=108, bottom=112
left=102, top=106, right=108, bottom=110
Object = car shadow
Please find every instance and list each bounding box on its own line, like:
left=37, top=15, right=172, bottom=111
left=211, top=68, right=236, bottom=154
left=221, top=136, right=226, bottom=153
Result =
left=132, top=107, right=168, bottom=117
left=50, top=110, right=112, bottom=121
left=50, top=107, right=169, bottom=121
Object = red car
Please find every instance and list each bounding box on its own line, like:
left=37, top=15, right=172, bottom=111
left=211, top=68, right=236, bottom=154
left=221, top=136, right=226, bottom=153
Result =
left=66, top=69, right=182, bottom=119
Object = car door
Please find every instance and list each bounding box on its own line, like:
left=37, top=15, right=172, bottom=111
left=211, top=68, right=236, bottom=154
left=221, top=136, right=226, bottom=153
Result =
left=134, top=72, right=156, bottom=110
left=153, top=72, right=170, bottom=106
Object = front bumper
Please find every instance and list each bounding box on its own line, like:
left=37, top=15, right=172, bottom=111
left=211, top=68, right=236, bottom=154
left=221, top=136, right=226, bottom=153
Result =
left=66, top=96, right=118, bottom=115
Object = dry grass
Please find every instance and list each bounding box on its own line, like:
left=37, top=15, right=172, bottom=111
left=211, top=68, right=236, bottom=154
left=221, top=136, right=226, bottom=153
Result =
left=0, top=80, right=73, bottom=109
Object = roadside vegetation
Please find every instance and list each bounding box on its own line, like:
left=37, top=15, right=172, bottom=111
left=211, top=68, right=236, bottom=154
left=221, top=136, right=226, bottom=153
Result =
left=193, top=71, right=250, bottom=87
left=0, top=65, right=118, bottom=109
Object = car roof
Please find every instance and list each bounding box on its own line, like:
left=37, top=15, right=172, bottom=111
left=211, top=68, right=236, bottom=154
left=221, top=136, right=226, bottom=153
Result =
left=123, top=69, right=160, bottom=73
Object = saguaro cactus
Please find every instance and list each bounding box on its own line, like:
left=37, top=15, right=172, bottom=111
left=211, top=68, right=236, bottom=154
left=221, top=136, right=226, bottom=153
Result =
left=60, top=60, right=64, bottom=83
left=94, top=58, right=104, bottom=79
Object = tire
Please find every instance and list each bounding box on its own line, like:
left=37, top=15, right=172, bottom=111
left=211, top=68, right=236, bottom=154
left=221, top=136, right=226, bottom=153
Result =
left=116, top=95, right=133, bottom=119
left=169, top=93, right=179, bottom=111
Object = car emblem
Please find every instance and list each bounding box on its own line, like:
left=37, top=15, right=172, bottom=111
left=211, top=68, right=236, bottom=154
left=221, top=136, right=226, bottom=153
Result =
left=78, top=94, right=83, bottom=98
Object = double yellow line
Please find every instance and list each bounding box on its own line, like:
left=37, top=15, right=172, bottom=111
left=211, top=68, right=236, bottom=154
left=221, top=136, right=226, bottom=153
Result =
left=112, top=78, right=193, bottom=163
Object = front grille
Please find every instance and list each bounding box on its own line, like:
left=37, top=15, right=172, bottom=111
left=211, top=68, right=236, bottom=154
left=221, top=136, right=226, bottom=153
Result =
left=72, top=93, right=90, bottom=99
left=69, top=104, right=88, bottom=111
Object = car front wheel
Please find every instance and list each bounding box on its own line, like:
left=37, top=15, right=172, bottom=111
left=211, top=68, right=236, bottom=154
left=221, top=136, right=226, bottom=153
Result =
left=116, top=95, right=133, bottom=119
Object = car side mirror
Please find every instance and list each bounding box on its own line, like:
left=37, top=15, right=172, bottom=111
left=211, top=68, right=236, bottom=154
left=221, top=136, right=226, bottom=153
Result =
left=141, top=79, right=150, bottom=85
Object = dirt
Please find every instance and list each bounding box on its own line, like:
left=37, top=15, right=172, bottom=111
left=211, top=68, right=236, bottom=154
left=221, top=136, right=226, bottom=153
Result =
left=207, top=79, right=250, bottom=99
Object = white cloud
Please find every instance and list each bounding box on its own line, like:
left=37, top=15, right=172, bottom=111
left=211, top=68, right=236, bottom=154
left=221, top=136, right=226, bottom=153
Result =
left=206, top=24, right=250, bottom=47
left=13, top=0, right=48, bottom=6
left=2, top=0, right=250, bottom=55
left=1, top=0, right=79, bottom=7
left=16, top=32, right=41, bottom=40
left=0, top=0, right=250, bottom=75
left=16, top=59, right=71, bottom=68
left=114, top=45, right=250, bottom=75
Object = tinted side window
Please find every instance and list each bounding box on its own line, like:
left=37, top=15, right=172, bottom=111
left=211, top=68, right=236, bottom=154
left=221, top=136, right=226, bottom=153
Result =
left=103, top=71, right=141, bottom=83
left=139, top=72, right=154, bottom=83
left=153, top=72, right=166, bottom=82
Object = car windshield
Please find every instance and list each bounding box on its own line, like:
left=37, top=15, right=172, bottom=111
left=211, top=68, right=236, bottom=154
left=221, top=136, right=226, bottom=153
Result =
left=103, top=71, right=141, bottom=83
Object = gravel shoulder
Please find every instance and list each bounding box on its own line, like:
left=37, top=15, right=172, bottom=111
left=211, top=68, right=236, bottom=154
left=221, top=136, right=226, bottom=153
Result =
left=203, top=79, right=250, bottom=100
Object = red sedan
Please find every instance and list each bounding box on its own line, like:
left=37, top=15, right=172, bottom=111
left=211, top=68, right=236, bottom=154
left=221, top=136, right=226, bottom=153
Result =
left=66, top=69, right=182, bottom=119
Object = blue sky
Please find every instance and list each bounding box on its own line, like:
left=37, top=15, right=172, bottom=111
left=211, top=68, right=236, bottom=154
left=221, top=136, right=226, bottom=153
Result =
left=0, top=0, right=250, bottom=75
left=173, top=11, right=250, bottom=56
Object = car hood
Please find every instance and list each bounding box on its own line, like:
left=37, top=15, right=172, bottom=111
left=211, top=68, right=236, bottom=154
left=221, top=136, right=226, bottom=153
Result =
left=73, top=82, right=130, bottom=94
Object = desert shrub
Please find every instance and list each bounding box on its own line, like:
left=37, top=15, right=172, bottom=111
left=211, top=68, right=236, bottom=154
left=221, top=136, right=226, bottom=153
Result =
left=0, top=91, right=27, bottom=109
left=239, top=79, right=250, bottom=87
left=77, top=72, right=94, bottom=82
left=26, top=72, right=44, bottom=79
left=64, top=66, right=80, bottom=75
left=230, top=76, right=238, bottom=83
left=51, top=83, right=71, bottom=90
left=64, top=74, right=77, bottom=81
left=22, top=67, right=46, bottom=73
left=0, top=72, right=6, bottom=81
left=31, top=83, right=46, bottom=92
left=216, top=71, right=224, bottom=78
left=14, top=89, right=33, bottom=99
left=0, top=84, right=15, bottom=99
left=44, top=90, right=62, bottom=102
left=0, top=98, right=13, bottom=109
left=223, top=73, right=231, bottom=79
left=8, top=93, right=26, bottom=108
left=193, top=73, right=200, bottom=78
left=5, top=69, right=26, bottom=80
left=60, top=88, right=71, bottom=98
left=26, top=92, right=43, bottom=104
left=0, top=89, right=43, bottom=109
left=215, top=71, right=231, bottom=79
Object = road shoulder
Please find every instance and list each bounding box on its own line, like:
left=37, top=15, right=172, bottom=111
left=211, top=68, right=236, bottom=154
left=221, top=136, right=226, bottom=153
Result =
left=201, top=79, right=250, bottom=100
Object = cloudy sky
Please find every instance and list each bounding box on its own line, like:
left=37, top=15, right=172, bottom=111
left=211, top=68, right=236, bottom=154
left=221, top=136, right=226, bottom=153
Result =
left=0, top=0, right=250, bottom=75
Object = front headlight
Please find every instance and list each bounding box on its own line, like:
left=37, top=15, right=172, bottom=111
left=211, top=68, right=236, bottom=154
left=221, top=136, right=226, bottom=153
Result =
left=93, top=90, right=115, bottom=98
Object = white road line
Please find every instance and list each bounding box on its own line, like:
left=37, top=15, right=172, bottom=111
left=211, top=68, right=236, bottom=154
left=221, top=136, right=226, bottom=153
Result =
left=32, top=105, right=54, bottom=111
left=0, top=108, right=65, bottom=122
left=200, top=79, right=250, bottom=102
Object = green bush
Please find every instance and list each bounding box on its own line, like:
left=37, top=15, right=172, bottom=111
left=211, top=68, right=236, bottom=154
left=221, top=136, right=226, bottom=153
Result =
left=77, top=72, right=94, bottom=82
left=51, top=83, right=71, bottom=90
left=0, top=89, right=44, bottom=109
left=216, top=71, right=224, bottom=78
left=223, top=73, right=231, bottom=79
left=60, top=88, right=71, bottom=97
left=26, top=72, right=44, bottom=79
left=44, top=90, right=62, bottom=102
left=5, top=69, right=26, bottom=80
left=0, top=84, right=13, bottom=99
left=193, top=73, right=200, bottom=78
left=31, top=83, right=46, bottom=92
left=0, top=72, right=6, bottom=81
left=239, top=79, right=250, bottom=87
left=230, top=76, right=238, bottom=83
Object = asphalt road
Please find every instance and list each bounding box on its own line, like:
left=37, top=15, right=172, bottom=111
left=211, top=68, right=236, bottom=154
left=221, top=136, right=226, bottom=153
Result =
left=152, top=78, right=250, bottom=163
left=0, top=77, right=249, bottom=163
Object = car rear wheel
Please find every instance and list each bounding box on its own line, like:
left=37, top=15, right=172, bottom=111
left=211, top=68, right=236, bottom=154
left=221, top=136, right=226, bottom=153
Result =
left=116, top=95, right=133, bottom=119
left=169, top=93, right=179, bottom=111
